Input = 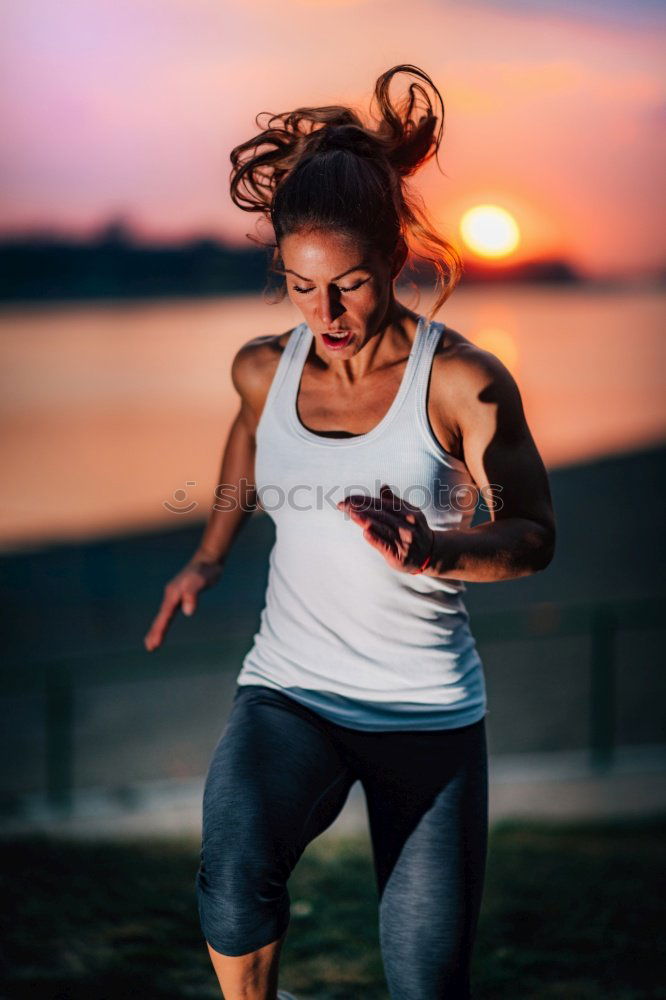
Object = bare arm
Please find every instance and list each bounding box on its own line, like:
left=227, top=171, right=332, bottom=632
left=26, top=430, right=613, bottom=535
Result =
left=427, top=348, right=556, bottom=583
left=143, top=335, right=277, bottom=650
left=190, top=397, right=259, bottom=568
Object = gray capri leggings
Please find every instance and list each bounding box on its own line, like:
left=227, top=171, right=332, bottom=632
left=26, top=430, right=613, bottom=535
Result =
left=196, top=683, right=488, bottom=999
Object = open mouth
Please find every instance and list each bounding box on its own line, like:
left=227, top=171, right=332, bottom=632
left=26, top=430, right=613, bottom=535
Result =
left=322, top=330, right=353, bottom=350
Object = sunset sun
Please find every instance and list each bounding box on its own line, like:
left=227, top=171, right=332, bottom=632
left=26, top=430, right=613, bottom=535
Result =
left=460, top=205, right=520, bottom=259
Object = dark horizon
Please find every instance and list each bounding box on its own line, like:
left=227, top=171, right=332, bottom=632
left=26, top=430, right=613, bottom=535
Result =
left=3, top=220, right=662, bottom=305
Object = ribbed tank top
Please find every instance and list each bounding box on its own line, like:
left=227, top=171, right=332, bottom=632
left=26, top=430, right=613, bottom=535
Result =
left=236, top=315, right=488, bottom=731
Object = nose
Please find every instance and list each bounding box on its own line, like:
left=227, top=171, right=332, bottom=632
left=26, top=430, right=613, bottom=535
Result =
left=317, top=285, right=346, bottom=327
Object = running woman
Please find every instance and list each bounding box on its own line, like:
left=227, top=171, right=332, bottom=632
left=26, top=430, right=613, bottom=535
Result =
left=144, top=63, right=556, bottom=1000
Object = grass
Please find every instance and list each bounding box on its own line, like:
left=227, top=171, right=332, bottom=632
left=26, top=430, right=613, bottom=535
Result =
left=1, top=817, right=664, bottom=999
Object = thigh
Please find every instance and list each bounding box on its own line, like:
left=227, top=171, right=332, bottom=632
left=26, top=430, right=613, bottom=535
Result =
left=202, top=684, right=356, bottom=855
left=359, top=718, right=489, bottom=1000
left=196, top=684, right=356, bottom=955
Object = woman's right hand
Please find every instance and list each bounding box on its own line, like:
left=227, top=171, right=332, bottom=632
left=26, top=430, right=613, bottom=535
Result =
left=143, top=555, right=223, bottom=652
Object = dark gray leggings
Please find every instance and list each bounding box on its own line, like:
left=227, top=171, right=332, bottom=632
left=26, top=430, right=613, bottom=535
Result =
left=196, top=683, right=488, bottom=999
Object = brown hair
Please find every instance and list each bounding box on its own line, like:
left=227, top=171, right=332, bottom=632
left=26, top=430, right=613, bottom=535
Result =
left=229, top=64, right=463, bottom=318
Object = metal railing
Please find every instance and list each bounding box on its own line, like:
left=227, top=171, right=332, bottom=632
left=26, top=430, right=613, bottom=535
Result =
left=1, top=597, right=661, bottom=816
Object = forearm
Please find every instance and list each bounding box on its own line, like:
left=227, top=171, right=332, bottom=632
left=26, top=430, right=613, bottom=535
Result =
left=425, top=517, right=555, bottom=583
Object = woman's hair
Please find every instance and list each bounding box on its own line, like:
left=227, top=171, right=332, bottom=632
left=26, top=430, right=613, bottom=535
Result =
left=229, top=64, right=463, bottom=317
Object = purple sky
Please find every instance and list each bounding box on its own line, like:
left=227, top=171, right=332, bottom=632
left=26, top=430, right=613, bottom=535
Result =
left=2, top=0, right=665, bottom=276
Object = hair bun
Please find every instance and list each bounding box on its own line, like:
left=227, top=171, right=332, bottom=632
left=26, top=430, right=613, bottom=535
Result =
left=229, top=63, right=463, bottom=316
left=314, top=123, right=377, bottom=157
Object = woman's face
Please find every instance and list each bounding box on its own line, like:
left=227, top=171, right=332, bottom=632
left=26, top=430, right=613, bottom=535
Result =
left=279, top=228, right=403, bottom=357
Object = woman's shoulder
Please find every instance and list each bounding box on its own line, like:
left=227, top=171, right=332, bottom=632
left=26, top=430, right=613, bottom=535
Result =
left=231, top=326, right=300, bottom=414
left=428, top=321, right=523, bottom=454
left=431, top=321, right=518, bottom=396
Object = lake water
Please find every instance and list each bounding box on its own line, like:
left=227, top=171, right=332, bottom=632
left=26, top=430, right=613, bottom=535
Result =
left=1, top=283, right=664, bottom=549
left=2, top=286, right=664, bottom=806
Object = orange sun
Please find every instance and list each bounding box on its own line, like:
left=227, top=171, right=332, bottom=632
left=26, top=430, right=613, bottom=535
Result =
left=459, top=205, right=521, bottom=259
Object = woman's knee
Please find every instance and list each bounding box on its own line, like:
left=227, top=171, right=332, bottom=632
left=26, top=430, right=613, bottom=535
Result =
left=196, top=826, right=293, bottom=957
left=195, top=688, right=351, bottom=954
left=196, top=744, right=307, bottom=955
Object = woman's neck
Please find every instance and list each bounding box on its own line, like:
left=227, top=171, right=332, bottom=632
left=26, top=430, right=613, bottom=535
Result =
left=322, top=299, right=420, bottom=384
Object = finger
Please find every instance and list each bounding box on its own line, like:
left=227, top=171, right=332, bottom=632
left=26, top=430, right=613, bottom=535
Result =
left=356, top=511, right=431, bottom=570
left=339, top=493, right=421, bottom=531
left=364, top=524, right=400, bottom=560
left=337, top=493, right=373, bottom=512
left=378, top=485, right=429, bottom=520
left=341, top=494, right=404, bottom=519
left=374, top=492, right=419, bottom=519
left=144, top=593, right=180, bottom=650
left=376, top=499, right=421, bottom=528
left=371, top=506, right=415, bottom=534
left=181, top=592, right=197, bottom=617
left=364, top=516, right=411, bottom=561
left=365, top=517, right=399, bottom=548
left=379, top=483, right=421, bottom=509
left=378, top=484, right=408, bottom=513
left=381, top=496, right=419, bottom=519
left=144, top=624, right=166, bottom=652
left=346, top=504, right=413, bottom=539
left=339, top=489, right=401, bottom=513
left=367, top=514, right=414, bottom=550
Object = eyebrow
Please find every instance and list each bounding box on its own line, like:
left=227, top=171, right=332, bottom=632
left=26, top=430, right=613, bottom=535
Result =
left=279, top=262, right=370, bottom=282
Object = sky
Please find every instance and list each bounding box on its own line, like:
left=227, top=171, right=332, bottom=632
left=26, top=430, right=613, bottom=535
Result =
left=1, top=0, right=665, bottom=277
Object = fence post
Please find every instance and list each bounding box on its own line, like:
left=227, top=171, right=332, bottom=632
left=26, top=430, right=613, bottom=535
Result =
left=589, top=605, right=617, bottom=772
left=45, top=664, right=74, bottom=814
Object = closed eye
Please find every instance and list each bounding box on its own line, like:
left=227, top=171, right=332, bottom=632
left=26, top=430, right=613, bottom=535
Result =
left=293, top=278, right=370, bottom=295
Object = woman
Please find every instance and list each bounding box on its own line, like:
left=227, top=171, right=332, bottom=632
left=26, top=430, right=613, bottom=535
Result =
left=144, top=64, right=556, bottom=1000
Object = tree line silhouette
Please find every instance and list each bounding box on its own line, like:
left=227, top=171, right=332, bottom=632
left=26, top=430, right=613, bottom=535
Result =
left=0, top=220, right=582, bottom=303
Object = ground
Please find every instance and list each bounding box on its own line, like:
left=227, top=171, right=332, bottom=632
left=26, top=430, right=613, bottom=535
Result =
left=1, top=817, right=664, bottom=999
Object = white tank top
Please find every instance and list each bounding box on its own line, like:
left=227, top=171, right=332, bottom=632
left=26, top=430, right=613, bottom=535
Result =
left=236, top=315, right=488, bottom=730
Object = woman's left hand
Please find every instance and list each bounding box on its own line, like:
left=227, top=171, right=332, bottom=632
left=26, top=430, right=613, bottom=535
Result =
left=337, top=483, right=435, bottom=574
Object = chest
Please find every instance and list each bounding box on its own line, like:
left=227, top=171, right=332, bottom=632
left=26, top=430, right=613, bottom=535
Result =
left=295, top=355, right=463, bottom=460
